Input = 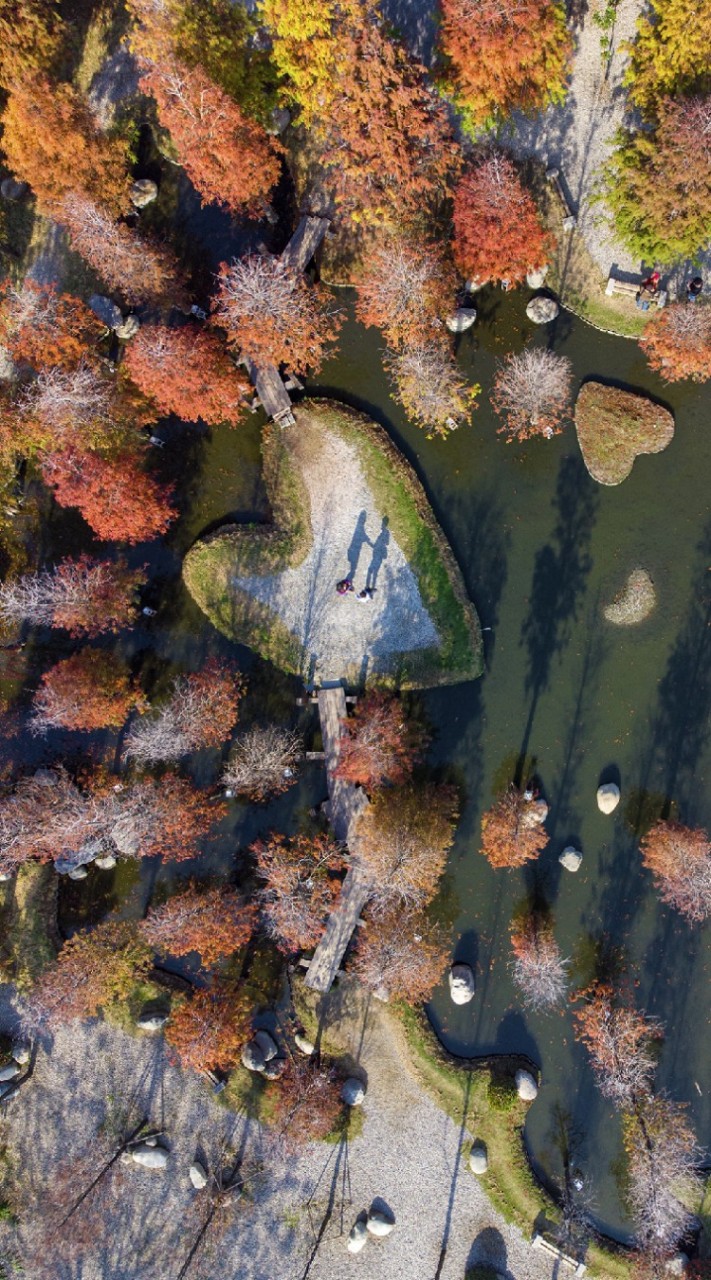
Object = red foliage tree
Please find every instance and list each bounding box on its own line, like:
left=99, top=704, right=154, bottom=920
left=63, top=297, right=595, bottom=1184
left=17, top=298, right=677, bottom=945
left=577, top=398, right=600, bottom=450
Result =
left=355, top=237, right=457, bottom=349
left=1, top=75, right=129, bottom=218
left=0, top=280, right=102, bottom=372
left=453, top=154, right=552, bottom=286
left=639, top=301, right=711, bottom=383
left=573, top=983, right=661, bottom=1109
left=0, top=766, right=103, bottom=877
left=213, top=254, right=342, bottom=372
left=492, top=347, right=573, bottom=441
left=25, top=921, right=151, bottom=1030
left=252, top=830, right=346, bottom=953
left=141, top=885, right=256, bottom=966
left=60, top=193, right=188, bottom=309
left=41, top=446, right=176, bottom=544
left=509, top=913, right=567, bottom=1010
left=335, top=691, right=428, bottom=789
left=440, top=0, right=570, bottom=127
left=165, top=980, right=251, bottom=1072
left=105, top=774, right=226, bottom=863
left=139, top=58, right=282, bottom=214
left=31, top=649, right=144, bottom=733
left=124, top=660, right=245, bottom=764
left=479, top=785, right=548, bottom=868
left=351, top=906, right=449, bottom=1003
left=639, top=819, right=711, bottom=923
left=123, top=323, right=250, bottom=425
left=269, top=1058, right=342, bottom=1151
left=355, top=782, right=458, bottom=912
left=0, top=555, right=146, bottom=637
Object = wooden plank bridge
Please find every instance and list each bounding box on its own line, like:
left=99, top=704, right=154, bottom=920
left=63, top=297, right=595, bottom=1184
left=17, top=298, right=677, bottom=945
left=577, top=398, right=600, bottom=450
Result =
left=303, top=688, right=373, bottom=993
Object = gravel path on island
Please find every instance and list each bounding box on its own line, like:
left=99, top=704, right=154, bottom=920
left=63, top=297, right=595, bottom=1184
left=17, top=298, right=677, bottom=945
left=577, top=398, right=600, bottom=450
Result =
left=233, top=419, right=439, bottom=685
left=0, top=982, right=561, bottom=1280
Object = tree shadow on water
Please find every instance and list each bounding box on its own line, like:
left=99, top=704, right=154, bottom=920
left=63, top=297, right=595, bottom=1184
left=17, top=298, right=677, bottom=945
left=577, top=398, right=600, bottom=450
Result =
left=517, top=454, right=599, bottom=779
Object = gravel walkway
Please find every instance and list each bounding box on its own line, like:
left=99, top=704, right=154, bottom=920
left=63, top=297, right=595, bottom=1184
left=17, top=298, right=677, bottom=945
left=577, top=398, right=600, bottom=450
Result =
left=234, top=417, right=439, bottom=685
left=0, top=981, right=561, bottom=1280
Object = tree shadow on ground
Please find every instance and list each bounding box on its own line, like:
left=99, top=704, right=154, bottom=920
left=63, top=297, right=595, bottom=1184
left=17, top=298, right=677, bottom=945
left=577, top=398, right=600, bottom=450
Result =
left=465, top=1225, right=512, bottom=1279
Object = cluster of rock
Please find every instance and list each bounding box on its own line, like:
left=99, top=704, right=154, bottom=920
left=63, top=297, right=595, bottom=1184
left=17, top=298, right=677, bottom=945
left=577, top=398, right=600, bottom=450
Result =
left=0, top=1043, right=30, bottom=1098
left=120, top=1138, right=208, bottom=1190
left=241, top=1029, right=285, bottom=1080
left=347, top=1204, right=395, bottom=1254
left=89, top=295, right=140, bottom=342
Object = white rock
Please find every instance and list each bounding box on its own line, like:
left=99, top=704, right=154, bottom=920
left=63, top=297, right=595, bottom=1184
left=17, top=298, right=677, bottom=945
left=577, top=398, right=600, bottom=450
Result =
left=136, top=1012, right=168, bottom=1032
left=115, top=315, right=140, bottom=341
left=515, top=1069, right=538, bottom=1101
left=665, top=1254, right=689, bottom=1276
left=367, top=1209, right=394, bottom=1237
left=449, top=963, right=475, bottom=1004
left=526, top=296, right=559, bottom=323
left=294, top=1033, right=315, bottom=1056
left=446, top=307, right=477, bottom=333
left=469, top=1143, right=488, bottom=1174
left=521, top=798, right=548, bottom=828
left=0, top=872, right=13, bottom=883
left=465, top=277, right=484, bottom=293
left=130, top=1144, right=168, bottom=1170
left=68, top=865, right=88, bottom=880
left=341, top=1077, right=366, bottom=1107
left=144, top=1136, right=158, bottom=1147
left=526, top=267, right=549, bottom=289
left=12, top=1045, right=30, bottom=1065
left=94, top=854, right=117, bottom=870
left=347, top=1219, right=369, bottom=1253
left=130, top=178, right=158, bottom=208
left=253, top=1029, right=278, bottom=1061
left=559, top=846, right=582, bottom=872
left=189, top=1161, right=208, bottom=1189
left=597, top=783, right=620, bottom=814
left=0, top=1063, right=20, bottom=1082
left=241, top=1040, right=266, bottom=1073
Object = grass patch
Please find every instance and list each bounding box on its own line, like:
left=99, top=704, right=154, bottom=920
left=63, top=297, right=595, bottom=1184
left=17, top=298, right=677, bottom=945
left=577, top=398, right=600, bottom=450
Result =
left=323, top=1103, right=365, bottom=1144
left=183, top=400, right=483, bottom=688
left=102, top=978, right=168, bottom=1034
left=7, top=863, right=58, bottom=993
left=574, top=382, right=674, bottom=485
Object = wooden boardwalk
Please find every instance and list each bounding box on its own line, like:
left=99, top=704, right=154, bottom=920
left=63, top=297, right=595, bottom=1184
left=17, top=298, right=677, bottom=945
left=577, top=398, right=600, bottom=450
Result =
left=304, top=688, right=372, bottom=993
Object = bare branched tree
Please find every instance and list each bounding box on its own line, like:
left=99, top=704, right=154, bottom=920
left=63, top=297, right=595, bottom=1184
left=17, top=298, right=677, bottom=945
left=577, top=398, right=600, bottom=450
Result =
left=0, top=555, right=144, bottom=636
left=492, top=347, right=573, bottom=441
left=386, top=340, right=476, bottom=438
left=222, top=724, right=301, bottom=802
left=510, top=914, right=568, bottom=1011
left=124, top=662, right=243, bottom=764
left=626, top=1096, right=702, bottom=1261
left=19, top=362, right=111, bottom=438
left=573, top=984, right=662, bottom=1109
left=355, top=237, right=456, bottom=348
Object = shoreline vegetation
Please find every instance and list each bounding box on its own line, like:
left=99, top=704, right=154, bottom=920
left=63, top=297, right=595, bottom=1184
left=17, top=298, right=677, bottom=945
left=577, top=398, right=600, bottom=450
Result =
left=183, top=399, right=484, bottom=689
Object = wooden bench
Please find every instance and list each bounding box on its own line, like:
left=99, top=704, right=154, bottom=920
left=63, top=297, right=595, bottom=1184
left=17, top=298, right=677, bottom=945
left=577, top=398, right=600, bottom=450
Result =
left=605, top=274, right=668, bottom=308
left=546, top=169, right=577, bottom=231
left=531, top=1233, right=586, bottom=1276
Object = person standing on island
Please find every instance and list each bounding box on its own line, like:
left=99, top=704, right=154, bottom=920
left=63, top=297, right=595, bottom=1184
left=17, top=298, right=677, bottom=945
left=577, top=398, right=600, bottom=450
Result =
left=336, top=578, right=354, bottom=596
left=686, top=276, right=704, bottom=302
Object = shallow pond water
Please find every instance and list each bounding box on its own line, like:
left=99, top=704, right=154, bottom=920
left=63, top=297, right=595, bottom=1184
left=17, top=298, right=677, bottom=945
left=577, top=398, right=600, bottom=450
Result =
left=44, top=280, right=710, bottom=1239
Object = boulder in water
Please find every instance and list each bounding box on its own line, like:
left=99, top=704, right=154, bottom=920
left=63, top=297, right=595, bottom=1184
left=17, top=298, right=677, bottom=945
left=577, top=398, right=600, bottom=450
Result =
left=94, top=854, right=117, bottom=870
left=526, top=296, right=559, bottom=323
left=115, top=315, right=140, bottom=341
left=559, top=846, right=582, bottom=872
left=597, top=783, right=620, bottom=814
left=515, top=1069, right=538, bottom=1101
left=130, top=178, right=158, bottom=208
left=68, top=865, right=89, bottom=880
left=446, top=308, right=477, bottom=333
left=449, top=963, right=475, bottom=1004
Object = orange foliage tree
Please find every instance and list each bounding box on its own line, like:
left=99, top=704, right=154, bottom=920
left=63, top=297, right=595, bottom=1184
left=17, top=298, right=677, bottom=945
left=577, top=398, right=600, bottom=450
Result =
left=0, top=280, right=102, bottom=372
left=104, top=773, right=225, bottom=863
left=213, top=255, right=341, bottom=372
left=509, top=913, right=567, bottom=1010
left=141, top=885, right=256, bottom=966
left=351, top=906, right=449, bottom=1003
left=41, top=446, right=176, bottom=544
left=335, top=691, right=429, bottom=789
left=166, top=980, right=252, bottom=1072
left=124, top=660, right=244, bottom=764
left=440, top=0, right=570, bottom=127
left=356, top=782, right=458, bottom=912
left=0, top=0, right=60, bottom=84
left=573, top=983, right=661, bottom=1109
left=61, top=193, right=188, bottom=309
left=123, top=324, right=250, bottom=425
left=31, top=648, right=145, bottom=732
left=639, top=819, right=711, bottom=923
left=0, top=766, right=106, bottom=878
left=0, top=555, right=146, bottom=636
left=269, top=1058, right=342, bottom=1151
left=492, top=348, right=573, bottom=441
left=355, top=237, right=457, bottom=348
left=25, top=921, right=151, bottom=1030
left=1, top=75, right=129, bottom=218
left=639, top=302, right=711, bottom=383
left=479, top=785, right=548, bottom=868
left=453, top=154, right=551, bottom=286
left=138, top=58, right=281, bottom=214
left=252, top=830, right=346, bottom=953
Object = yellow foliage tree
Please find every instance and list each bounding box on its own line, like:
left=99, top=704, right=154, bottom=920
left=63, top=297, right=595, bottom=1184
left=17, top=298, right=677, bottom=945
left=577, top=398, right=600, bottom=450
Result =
left=258, top=0, right=342, bottom=125
left=625, top=0, right=711, bottom=116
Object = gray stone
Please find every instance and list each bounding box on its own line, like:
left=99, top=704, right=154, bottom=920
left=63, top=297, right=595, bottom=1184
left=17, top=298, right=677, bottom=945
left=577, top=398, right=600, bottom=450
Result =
left=366, top=1209, right=394, bottom=1237
left=241, top=1040, right=266, bottom=1073
left=0, top=872, right=12, bottom=883
left=0, top=1062, right=20, bottom=1082
left=341, top=1077, right=366, bottom=1107
left=89, top=294, right=123, bottom=331
left=597, top=783, right=620, bottom=814
left=253, top=1029, right=278, bottom=1061
left=521, top=798, right=548, bottom=828
left=0, top=346, right=16, bottom=382
left=515, top=1069, right=538, bottom=1101
left=189, top=1161, right=208, bottom=1189
left=347, top=1219, right=369, bottom=1253
left=94, top=854, right=117, bottom=870
left=130, top=1144, right=168, bottom=1170
left=448, top=963, right=475, bottom=1004
left=68, top=865, right=89, bottom=880
left=136, top=1012, right=168, bottom=1032
left=294, top=1033, right=315, bottom=1056
left=262, top=1057, right=286, bottom=1080
left=526, top=267, right=549, bottom=289
left=559, top=847, right=582, bottom=872
left=1, top=178, right=28, bottom=201
left=465, top=277, right=484, bottom=293
left=269, top=107, right=291, bottom=135
left=130, top=178, right=158, bottom=208
left=526, top=296, right=559, bottom=324
left=115, top=314, right=140, bottom=341
left=446, top=307, right=477, bottom=333
left=11, top=1045, right=30, bottom=1066
left=469, top=1142, right=488, bottom=1174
